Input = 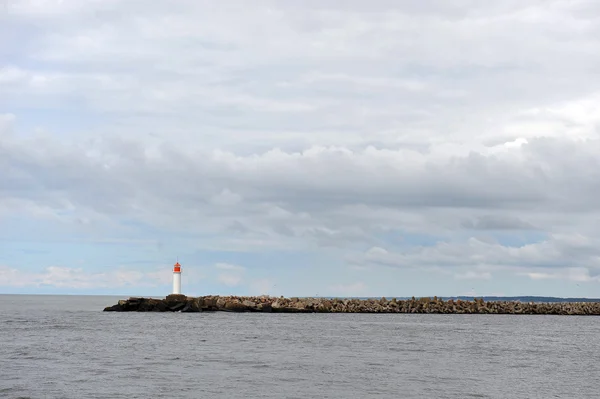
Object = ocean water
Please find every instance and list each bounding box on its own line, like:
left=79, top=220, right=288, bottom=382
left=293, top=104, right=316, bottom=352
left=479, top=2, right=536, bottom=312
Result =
left=1, top=295, right=599, bottom=398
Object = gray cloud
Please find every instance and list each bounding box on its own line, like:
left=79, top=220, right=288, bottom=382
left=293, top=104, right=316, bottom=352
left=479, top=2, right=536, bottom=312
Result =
left=2, top=1, right=600, bottom=283
left=2, top=131, right=600, bottom=237
left=460, top=215, right=537, bottom=231
left=349, top=233, right=600, bottom=282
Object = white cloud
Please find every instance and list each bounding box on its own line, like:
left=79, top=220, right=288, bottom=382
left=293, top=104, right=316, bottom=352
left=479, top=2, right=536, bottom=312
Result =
left=0, top=113, right=15, bottom=137
left=0, top=265, right=167, bottom=289
left=351, top=233, right=600, bottom=284
left=455, top=271, right=493, bottom=281
left=213, top=265, right=277, bottom=294
left=214, top=263, right=245, bottom=271
left=217, top=273, right=243, bottom=287
left=375, top=234, right=600, bottom=269
left=214, top=263, right=247, bottom=287
left=328, top=282, right=368, bottom=297
left=519, top=268, right=599, bottom=283
left=248, top=278, right=275, bottom=296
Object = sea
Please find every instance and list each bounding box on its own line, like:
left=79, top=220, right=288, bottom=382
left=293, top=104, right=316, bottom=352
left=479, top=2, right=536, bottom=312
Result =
left=1, top=295, right=599, bottom=399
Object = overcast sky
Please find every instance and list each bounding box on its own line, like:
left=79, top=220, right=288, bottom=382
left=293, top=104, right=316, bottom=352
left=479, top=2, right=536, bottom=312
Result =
left=2, top=0, right=600, bottom=297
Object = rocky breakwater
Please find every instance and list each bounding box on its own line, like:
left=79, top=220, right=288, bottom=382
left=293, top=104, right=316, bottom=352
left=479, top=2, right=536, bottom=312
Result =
left=104, top=295, right=600, bottom=315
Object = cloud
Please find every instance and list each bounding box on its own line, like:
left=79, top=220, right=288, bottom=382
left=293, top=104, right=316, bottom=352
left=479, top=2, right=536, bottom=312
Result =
left=519, top=268, right=600, bottom=283
left=212, top=264, right=277, bottom=294
left=213, top=262, right=245, bottom=287
left=351, top=233, right=600, bottom=284
left=3, top=112, right=600, bottom=287
left=214, top=262, right=246, bottom=287
left=454, top=271, right=493, bottom=281
left=328, top=282, right=368, bottom=297
left=248, top=278, right=274, bottom=296
left=0, top=265, right=165, bottom=289
left=217, top=273, right=243, bottom=287
left=3, top=135, right=600, bottom=236
left=215, top=263, right=245, bottom=271
left=360, top=234, right=600, bottom=270
left=2, top=1, right=600, bottom=294
left=0, top=113, right=15, bottom=138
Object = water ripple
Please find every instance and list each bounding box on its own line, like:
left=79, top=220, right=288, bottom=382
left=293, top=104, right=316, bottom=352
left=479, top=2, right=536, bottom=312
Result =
left=1, top=295, right=600, bottom=398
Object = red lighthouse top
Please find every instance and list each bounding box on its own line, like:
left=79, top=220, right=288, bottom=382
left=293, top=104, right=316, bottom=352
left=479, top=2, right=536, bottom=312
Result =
left=173, top=262, right=181, bottom=273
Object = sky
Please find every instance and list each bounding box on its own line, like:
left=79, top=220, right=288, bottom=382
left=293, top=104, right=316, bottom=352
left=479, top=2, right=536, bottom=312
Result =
left=1, top=0, right=600, bottom=298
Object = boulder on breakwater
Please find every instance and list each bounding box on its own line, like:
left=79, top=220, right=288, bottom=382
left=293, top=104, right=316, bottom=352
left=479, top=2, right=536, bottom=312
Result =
left=103, top=295, right=600, bottom=315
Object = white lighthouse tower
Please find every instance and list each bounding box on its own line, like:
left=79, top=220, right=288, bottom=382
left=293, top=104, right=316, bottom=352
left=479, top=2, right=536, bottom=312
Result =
left=172, top=260, right=182, bottom=294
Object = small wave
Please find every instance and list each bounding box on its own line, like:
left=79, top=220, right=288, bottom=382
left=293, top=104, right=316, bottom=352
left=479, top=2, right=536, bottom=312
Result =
left=45, top=324, right=73, bottom=330
left=508, top=363, right=533, bottom=369
left=0, top=391, right=33, bottom=399
left=365, top=362, right=385, bottom=367
left=388, top=347, right=426, bottom=352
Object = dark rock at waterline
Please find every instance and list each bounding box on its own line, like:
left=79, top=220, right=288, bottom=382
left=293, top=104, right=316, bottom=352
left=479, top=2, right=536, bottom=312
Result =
left=103, top=295, right=600, bottom=315
left=103, top=304, right=121, bottom=312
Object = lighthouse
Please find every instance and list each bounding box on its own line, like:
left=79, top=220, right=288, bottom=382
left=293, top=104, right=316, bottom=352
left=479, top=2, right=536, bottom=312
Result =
left=172, top=260, right=182, bottom=294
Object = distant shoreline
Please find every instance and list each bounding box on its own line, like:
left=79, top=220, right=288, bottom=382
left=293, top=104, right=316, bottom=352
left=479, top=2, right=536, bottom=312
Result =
left=104, top=295, right=600, bottom=315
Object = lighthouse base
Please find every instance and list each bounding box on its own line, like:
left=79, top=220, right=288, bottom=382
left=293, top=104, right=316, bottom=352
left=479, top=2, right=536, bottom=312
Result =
left=166, top=294, right=187, bottom=302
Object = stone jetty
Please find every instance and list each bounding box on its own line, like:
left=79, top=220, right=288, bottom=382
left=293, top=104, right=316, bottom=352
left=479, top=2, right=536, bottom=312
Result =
left=103, top=295, right=600, bottom=315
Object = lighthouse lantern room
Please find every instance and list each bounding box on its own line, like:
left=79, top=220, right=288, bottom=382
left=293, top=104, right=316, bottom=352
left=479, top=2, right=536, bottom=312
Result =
left=172, top=261, right=182, bottom=294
